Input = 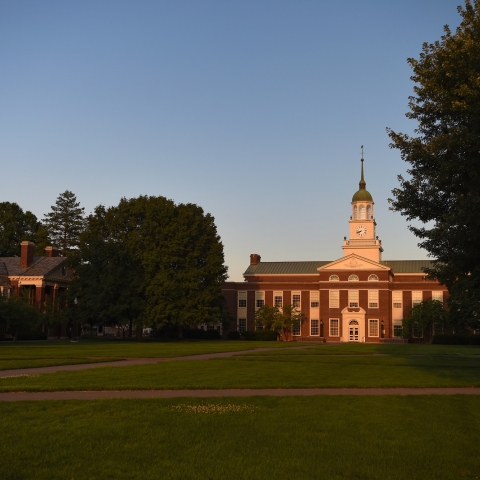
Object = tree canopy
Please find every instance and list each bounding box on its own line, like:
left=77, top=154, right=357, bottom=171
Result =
left=254, top=304, right=304, bottom=341
left=387, top=0, right=480, bottom=329
left=402, top=299, right=447, bottom=340
left=70, top=196, right=228, bottom=335
left=0, top=202, right=40, bottom=257
left=44, top=190, right=85, bottom=256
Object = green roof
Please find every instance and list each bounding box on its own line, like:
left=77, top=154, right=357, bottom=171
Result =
left=381, top=260, right=435, bottom=273
left=244, top=261, right=331, bottom=275
left=244, top=260, right=435, bottom=275
left=352, top=189, right=373, bottom=202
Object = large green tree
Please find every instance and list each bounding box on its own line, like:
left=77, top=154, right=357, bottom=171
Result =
left=0, top=202, right=40, bottom=257
left=71, top=196, right=228, bottom=335
left=43, top=191, right=85, bottom=256
left=387, top=0, right=480, bottom=329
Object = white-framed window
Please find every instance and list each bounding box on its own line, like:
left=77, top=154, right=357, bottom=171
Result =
left=474, top=328, right=480, bottom=335
left=348, top=274, right=359, bottom=281
left=238, top=318, right=247, bottom=332
left=393, top=324, right=403, bottom=337
left=310, top=319, right=319, bottom=336
left=369, top=319, right=379, bottom=337
left=368, top=290, right=378, bottom=308
left=349, top=290, right=359, bottom=308
left=329, top=275, right=339, bottom=281
left=274, top=292, right=283, bottom=308
left=255, top=291, right=265, bottom=309
left=368, top=274, right=379, bottom=281
left=412, top=322, right=423, bottom=338
left=329, top=290, right=339, bottom=309
left=432, top=291, right=443, bottom=303
left=292, top=323, right=301, bottom=336
left=329, top=318, right=339, bottom=337
left=360, top=206, right=365, bottom=219
left=310, top=291, right=319, bottom=308
left=238, top=291, right=247, bottom=308
left=412, top=291, right=423, bottom=307
left=292, top=292, right=301, bottom=308
left=392, top=291, right=402, bottom=309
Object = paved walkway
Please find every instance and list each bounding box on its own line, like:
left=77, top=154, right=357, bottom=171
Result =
left=0, top=346, right=311, bottom=378
left=1, top=388, right=480, bottom=401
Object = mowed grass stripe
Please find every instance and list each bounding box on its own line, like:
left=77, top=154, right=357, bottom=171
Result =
left=1, top=396, right=479, bottom=480
left=2, top=353, right=480, bottom=391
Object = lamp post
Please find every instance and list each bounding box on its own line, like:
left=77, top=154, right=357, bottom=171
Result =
left=71, top=297, right=78, bottom=342
left=320, top=319, right=324, bottom=338
left=381, top=319, right=385, bottom=339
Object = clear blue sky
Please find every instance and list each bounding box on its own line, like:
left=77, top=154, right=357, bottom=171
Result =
left=0, top=0, right=463, bottom=280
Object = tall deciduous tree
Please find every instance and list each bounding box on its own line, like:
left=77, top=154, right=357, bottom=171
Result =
left=71, top=196, right=228, bottom=335
left=387, top=0, right=480, bottom=329
left=44, top=191, right=85, bottom=256
left=0, top=202, right=40, bottom=256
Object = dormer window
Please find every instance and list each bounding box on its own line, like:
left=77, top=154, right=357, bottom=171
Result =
left=348, top=274, right=359, bottom=281
left=368, top=274, right=379, bottom=281
left=329, top=275, right=339, bottom=281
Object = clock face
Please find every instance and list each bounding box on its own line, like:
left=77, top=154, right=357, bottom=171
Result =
left=356, top=225, right=367, bottom=237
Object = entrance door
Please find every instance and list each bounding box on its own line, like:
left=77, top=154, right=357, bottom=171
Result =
left=349, top=326, right=359, bottom=342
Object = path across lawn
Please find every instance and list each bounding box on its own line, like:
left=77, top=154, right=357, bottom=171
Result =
left=1, top=387, right=480, bottom=401
left=0, top=346, right=311, bottom=378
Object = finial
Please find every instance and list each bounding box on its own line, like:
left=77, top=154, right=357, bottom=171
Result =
left=361, top=145, right=364, bottom=160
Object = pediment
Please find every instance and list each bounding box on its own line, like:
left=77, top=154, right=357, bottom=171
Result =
left=318, top=254, right=390, bottom=271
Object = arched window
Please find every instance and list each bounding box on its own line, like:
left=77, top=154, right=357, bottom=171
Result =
left=360, top=206, right=366, bottom=219
left=368, top=274, right=379, bottom=281
left=353, top=206, right=357, bottom=220
left=349, top=319, right=359, bottom=325
left=367, top=205, right=372, bottom=219
left=329, top=275, right=339, bottom=281
left=348, top=274, right=359, bottom=281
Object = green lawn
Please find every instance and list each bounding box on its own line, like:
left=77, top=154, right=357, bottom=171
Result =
left=0, top=339, right=298, bottom=370
left=1, top=396, right=479, bottom=480
left=1, top=344, right=480, bottom=391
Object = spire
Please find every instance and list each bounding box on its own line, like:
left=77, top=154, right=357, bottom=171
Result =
left=359, top=152, right=366, bottom=190
left=352, top=147, right=373, bottom=203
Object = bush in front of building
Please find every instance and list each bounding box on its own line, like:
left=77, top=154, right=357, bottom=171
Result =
left=432, top=334, right=480, bottom=345
left=226, top=330, right=277, bottom=341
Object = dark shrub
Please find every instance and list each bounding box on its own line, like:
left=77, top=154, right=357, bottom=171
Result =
left=432, top=334, right=480, bottom=345
left=227, top=331, right=241, bottom=340
left=252, top=330, right=278, bottom=341
left=16, top=332, right=48, bottom=341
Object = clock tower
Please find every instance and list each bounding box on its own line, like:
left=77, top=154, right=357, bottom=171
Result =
left=342, top=157, right=383, bottom=262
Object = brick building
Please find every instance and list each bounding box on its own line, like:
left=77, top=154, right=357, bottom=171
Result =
left=222, top=159, right=447, bottom=342
left=0, top=241, right=73, bottom=338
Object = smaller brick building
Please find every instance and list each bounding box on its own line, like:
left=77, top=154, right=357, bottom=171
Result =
left=0, top=241, right=73, bottom=338
left=222, top=159, right=448, bottom=342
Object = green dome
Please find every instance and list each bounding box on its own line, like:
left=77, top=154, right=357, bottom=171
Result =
left=352, top=189, right=373, bottom=202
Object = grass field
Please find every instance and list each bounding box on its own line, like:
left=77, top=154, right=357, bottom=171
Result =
left=2, top=341, right=480, bottom=479
left=1, top=343, right=479, bottom=391
left=1, top=396, right=479, bottom=480
left=0, top=339, right=297, bottom=370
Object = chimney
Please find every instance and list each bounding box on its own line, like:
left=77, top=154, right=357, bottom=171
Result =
left=20, top=241, right=35, bottom=268
left=45, top=246, right=59, bottom=258
left=250, top=254, right=261, bottom=265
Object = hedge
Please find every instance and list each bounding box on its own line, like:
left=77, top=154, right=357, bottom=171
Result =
left=432, top=334, right=480, bottom=345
